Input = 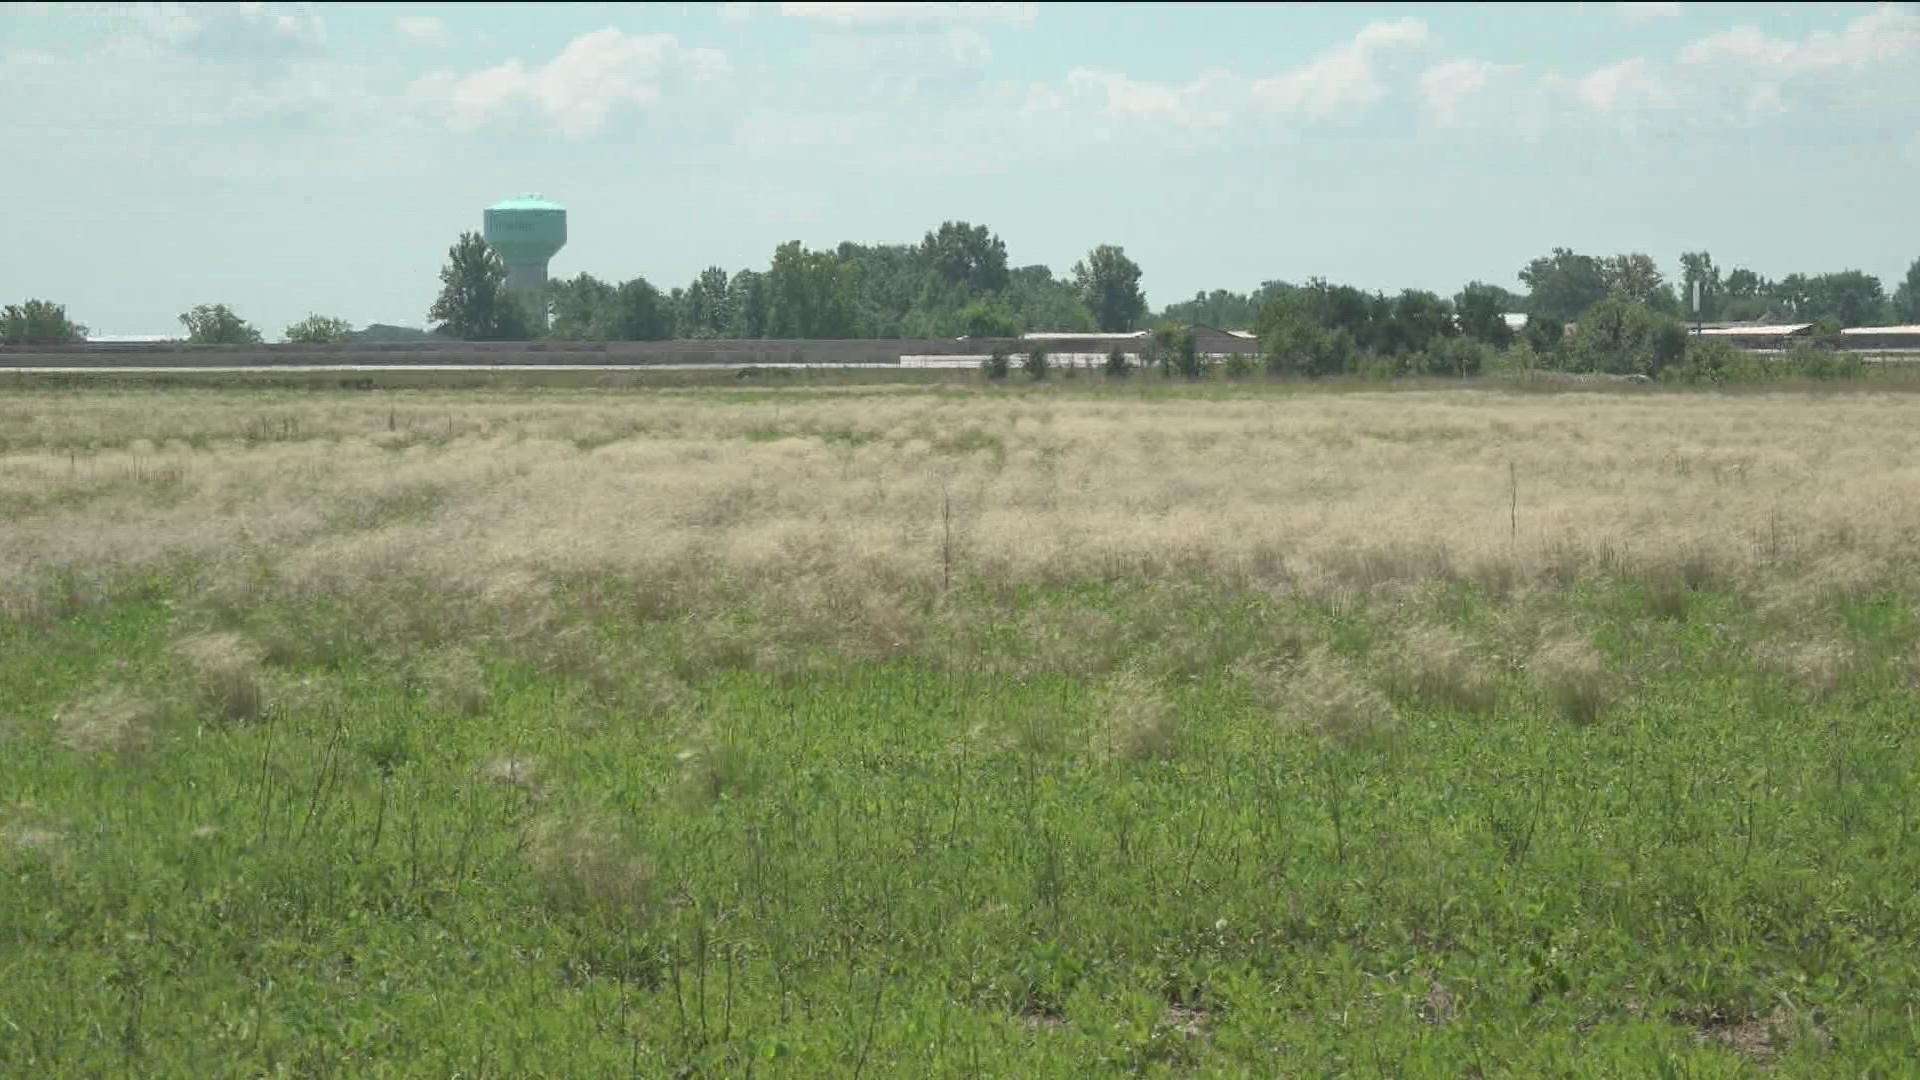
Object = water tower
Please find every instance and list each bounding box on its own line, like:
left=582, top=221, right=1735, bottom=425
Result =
left=483, top=194, right=566, bottom=328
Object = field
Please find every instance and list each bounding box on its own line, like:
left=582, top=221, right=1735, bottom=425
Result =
left=3, top=380, right=1919, bottom=1075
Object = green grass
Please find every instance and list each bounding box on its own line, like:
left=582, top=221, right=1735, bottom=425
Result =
left=4, top=572, right=1918, bottom=1075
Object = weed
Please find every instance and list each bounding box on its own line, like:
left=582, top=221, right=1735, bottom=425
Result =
left=1530, top=634, right=1614, bottom=725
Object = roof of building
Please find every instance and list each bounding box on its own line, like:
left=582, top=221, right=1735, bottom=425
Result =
left=1022, top=330, right=1150, bottom=340
left=1227, top=329, right=1258, bottom=339
left=1841, top=325, right=1920, bottom=335
left=1695, top=323, right=1813, bottom=336
left=487, top=195, right=565, bottom=212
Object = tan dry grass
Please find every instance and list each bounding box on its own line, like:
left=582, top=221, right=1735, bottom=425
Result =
left=56, top=687, right=162, bottom=757
left=525, top=808, right=655, bottom=920
left=7, top=388, right=1920, bottom=656
left=1530, top=635, right=1615, bottom=726
left=173, top=633, right=267, bottom=725
left=1091, top=671, right=1179, bottom=762
left=1386, top=624, right=1500, bottom=715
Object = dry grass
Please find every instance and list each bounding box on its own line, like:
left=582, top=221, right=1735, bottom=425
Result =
left=1272, top=650, right=1400, bottom=749
left=6, top=390, right=1920, bottom=624
left=415, top=647, right=494, bottom=718
left=675, top=731, right=759, bottom=804
left=56, top=687, right=162, bottom=757
left=173, top=633, right=267, bottom=725
left=1530, top=635, right=1615, bottom=726
left=1091, top=671, right=1179, bottom=762
left=1758, top=637, right=1859, bottom=701
left=1, top=802, right=67, bottom=868
left=524, top=808, right=655, bottom=921
left=480, top=755, right=545, bottom=797
left=1385, top=624, right=1500, bottom=714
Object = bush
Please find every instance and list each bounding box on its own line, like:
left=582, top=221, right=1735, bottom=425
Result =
left=1104, top=346, right=1131, bottom=378
left=179, top=304, right=264, bottom=345
left=1023, top=348, right=1050, bottom=381
left=1172, top=330, right=1203, bottom=379
left=1567, top=297, right=1687, bottom=377
left=2, top=299, right=87, bottom=345
left=1523, top=315, right=1565, bottom=356
left=284, top=314, right=353, bottom=344
left=982, top=348, right=1011, bottom=380
left=1223, top=352, right=1254, bottom=379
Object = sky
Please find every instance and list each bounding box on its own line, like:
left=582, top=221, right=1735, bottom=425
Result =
left=2, top=2, right=1918, bottom=337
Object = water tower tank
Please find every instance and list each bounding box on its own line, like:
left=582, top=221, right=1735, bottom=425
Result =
left=483, top=195, right=566, bottom=325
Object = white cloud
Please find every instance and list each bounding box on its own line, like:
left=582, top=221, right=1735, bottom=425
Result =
left=717, top=2, right=756, bottom=21
left=1249, top=16, right=1428, bottom=116
left=779, top=2, right=1037, bottom=28
left=1681, top=4, right=1920, bottom=70
left=394, top=15, right=449, bottom=46
left=1418, top=58, right=1511, bottom=127
left=408, top=29, right=729, bottom=138
left=1615, top=2, right=1682, bottom=21
left=140, top=2, right=327, bottom=61
left=1569, top=57, right=1670, bottom=113
left=1027, top=16, right=1428, bottom=137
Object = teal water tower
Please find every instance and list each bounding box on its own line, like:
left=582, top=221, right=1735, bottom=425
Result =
left=483, top=194, right=566, bottom=328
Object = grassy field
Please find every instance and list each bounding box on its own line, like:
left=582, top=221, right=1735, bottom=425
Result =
left=3, top=381, right=1919, bottom=1075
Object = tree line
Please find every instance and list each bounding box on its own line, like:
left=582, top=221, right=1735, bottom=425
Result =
left=6, top=230, right=1916, bottom=354
left=425, top=222, right=1150, bottom=343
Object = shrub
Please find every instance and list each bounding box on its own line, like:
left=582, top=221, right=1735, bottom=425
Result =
left=1023, top=348, right=1050, bottom=381
left=2, top=299, right=88, bottom=344
left=1104, top=346, right=1131, bottom=378
left=1172, top=330, right=1203, bottom=379
left=982, top=347, right=1011, bottom=380
left=1223, top=352, right=1254, bottom=378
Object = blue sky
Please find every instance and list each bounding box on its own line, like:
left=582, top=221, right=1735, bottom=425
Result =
left=3, top=1, right=1917, bottom=336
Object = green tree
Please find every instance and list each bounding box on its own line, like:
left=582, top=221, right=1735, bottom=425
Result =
left=1519, top=248, right=1609, bottom=323
left=1678, top=251, right=1721, bottom=320
left=1568, top=297, right=1686, bottom=376
left=428, top=232, right=529, bottom=341
left=1800, top=271, right=1887, bottom=326
left=1158, top=288, right=1261, bottom=329
left=920, top=222, right=1009, bottom=295
left=1171, top=328, right=1202, bottom=379
left=603, top=278, right=674, bottom=341
left=1387, top=289, right=1455, bottom=355
left=1894, top=258, right=1920, bottom=323
left=1004, top=266, right=1096, bottom=333
left=1599, top=253, right=1673, bottom=311
left=676, top=266, right=733, bottom=339
left=765, top=241, right=859, bottom=338
left=1453, top=282, right=1515, bottom=347
left=1072, top=245, right=1147, bottom=332
left=727, top=270, right=768, bottom=338
left=179, top=304, right=263, bottom=345
left=547, top=273, right=617, bottom=340
left=1, top=299, right=87, bottom=344
left=958, top=301, right=1019, bottom=338
left=1523, top=314, right=1565, bottom=356
left=283, top=314, right=352, bottom=344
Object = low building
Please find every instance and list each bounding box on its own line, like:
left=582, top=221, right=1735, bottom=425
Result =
left=1690, top=323, right=1813, bottom=350
left=1838, top=325, right=1920, bottom=351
